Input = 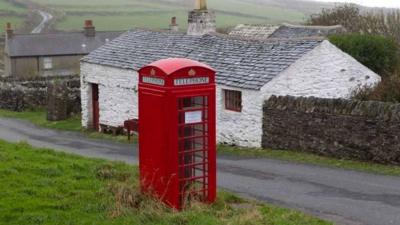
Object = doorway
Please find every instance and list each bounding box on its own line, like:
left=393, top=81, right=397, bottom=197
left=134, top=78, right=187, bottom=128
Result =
left=92, top=83, right=99, bottom=131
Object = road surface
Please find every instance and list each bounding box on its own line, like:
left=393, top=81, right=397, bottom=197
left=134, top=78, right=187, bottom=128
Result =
left=1, top=117, right=400, bottom=225
left=31, top=10, right=53, bottom=34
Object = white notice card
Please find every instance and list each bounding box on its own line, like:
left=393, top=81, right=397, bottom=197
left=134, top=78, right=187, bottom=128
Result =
left=185, top=111, right=203, bottom=124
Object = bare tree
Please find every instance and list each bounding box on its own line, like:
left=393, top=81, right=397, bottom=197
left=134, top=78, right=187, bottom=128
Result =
left=308, top=4, right=362, bottom=32
left=309, top=4, right=400, bottom=43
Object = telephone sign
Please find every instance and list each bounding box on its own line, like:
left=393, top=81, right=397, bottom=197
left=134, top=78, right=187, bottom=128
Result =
left=142, top=76, right=165, bottom=86
left=174, top=77, right=209, bottom=86
left=185, top=111, right=203, bottom=124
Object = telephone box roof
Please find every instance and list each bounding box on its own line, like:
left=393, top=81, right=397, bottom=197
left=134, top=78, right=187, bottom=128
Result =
left=143, top=58, right=215, bottom=75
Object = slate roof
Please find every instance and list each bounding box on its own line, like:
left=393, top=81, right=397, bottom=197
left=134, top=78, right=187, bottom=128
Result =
left=82, top=29, right=322, bottom=90
left=270, top=24, right=346, bottom=39
left=229, top=23, right=345, bottom=40
left=228, top=24, right=279, bottom=40
left=6, top=31, right=122, bottom=57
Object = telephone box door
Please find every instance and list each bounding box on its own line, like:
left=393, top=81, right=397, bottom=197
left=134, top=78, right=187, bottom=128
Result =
left=177, top=93, right=216, bottom=207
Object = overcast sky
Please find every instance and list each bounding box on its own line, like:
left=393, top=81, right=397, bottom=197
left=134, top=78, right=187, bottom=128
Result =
left=314, top=0, right=400, bottom=8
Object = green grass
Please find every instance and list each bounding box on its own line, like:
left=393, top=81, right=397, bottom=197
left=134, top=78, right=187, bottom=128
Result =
left=218, top=145, right=400, bottom=177
left=55, top=12, right=273, bottom=31
left=57, top=13, right=188, bottom=31
left=0, top=0, right=27, bottom=13
left=85, top=130, right=136, bottom=143
left=29, top=0, right=306, bottom=31
left=0, top=109, right=133, bottom=143
left=0, top=140, right=331, bottom=225
left=0, top=109, right=82, bottom=132
left=0, top=0, right=28, bottom=32
left=0, top=16, right=24, bottom=32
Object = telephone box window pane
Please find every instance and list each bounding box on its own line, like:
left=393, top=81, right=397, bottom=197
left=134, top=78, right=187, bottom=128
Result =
left=224, top=90, right=242, bottom=112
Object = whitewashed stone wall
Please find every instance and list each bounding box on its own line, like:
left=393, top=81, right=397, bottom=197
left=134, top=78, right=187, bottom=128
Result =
left=262, top=40, right=381, bottom=99
left=81, top=40, right=381, bottom=147
left=216, top=86, right=263, bottom=147
left=81, top=63, right=138, bottom=129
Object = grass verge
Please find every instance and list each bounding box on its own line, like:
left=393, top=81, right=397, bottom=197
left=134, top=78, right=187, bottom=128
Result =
left=0, top=109, right=133, bottom=143
left=0, top=140, right=331, bottom=225
left=218, top=145, right=400, bottom=177
left=0, top=109, right=82, bottom=131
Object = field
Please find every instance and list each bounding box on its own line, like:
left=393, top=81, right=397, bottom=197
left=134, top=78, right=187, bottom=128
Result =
left=0, top=0, right=333, bottom=32
left=0, top=139, right=331, bottom=225
left=29, top=0, right=311, bottom=31
left=0, top=0, right=27, bottom=32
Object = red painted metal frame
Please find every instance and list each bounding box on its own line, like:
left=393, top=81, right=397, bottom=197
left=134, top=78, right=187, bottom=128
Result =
left=124, top=119, right=139, bottom=142
left=138, top=58, right=216, bottom=210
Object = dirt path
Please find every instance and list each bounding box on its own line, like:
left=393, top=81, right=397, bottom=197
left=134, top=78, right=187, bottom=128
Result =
left=1, top=117, right=400, bottom=225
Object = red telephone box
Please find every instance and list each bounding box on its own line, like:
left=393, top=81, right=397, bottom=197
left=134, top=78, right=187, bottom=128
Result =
left=138, top=58, right=216, bottom=209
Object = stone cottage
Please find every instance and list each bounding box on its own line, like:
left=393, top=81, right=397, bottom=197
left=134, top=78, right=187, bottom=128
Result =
left=4, top=20, right=122, bottom=77
left=80, top=1, right=381, bottom=148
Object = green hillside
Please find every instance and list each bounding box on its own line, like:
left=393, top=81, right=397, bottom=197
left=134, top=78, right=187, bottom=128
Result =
left=30, top=0, right=310, bottom=31
left=0, top=0, right=27, bottom=32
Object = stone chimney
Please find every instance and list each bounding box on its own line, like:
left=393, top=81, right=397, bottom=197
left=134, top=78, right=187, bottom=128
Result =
left=6, top=22, right=14, bottom=39
left=169, top=17, right=179, bottom=32
left=84, top=20, right=95, bottom=37
left=195, top=0, right=207, bottom=10
left=187, top=0, right=216, bottom=36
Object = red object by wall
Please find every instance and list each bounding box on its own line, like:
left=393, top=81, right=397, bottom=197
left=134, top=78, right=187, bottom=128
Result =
left=138, top=58, right=216, bottom=210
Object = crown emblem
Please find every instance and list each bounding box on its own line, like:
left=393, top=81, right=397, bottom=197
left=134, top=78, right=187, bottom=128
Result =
left=188, top=69, right=196, bottom=76
left=150, top=69, right=156, bottom=76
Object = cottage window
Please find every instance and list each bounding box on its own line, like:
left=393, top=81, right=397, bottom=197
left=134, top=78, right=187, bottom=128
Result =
left=43, top=57, right=53, bottom=70
left=224, top=89, right=242, bottom=112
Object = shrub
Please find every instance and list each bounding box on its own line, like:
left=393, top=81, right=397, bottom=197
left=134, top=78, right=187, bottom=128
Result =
left=352, top=75, right=400, bottom=103
left=329, top=33, right=399, bottom=77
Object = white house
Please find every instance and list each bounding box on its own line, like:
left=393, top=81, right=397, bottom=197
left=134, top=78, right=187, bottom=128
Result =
left=80, top=27, right=380, bottom=148
left=80, top=1, right=380, bottom=148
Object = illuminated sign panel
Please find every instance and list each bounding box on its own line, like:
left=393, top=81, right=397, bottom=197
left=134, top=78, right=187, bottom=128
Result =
left=174, top=77, right=209, bottom=86
left=142, top=76, right=165, bottom=86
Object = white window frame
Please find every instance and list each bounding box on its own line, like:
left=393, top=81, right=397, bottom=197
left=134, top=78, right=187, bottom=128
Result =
left=43, top=57, right=53, bottom=70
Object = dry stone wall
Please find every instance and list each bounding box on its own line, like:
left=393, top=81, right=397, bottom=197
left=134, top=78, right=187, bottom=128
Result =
left=262, top=96, right=400, bottom=165
left=0, top=76, right=80, bottom=113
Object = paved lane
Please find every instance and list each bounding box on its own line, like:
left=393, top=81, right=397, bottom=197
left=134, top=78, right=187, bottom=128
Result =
left=31, top=10, right=53, bottom=34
